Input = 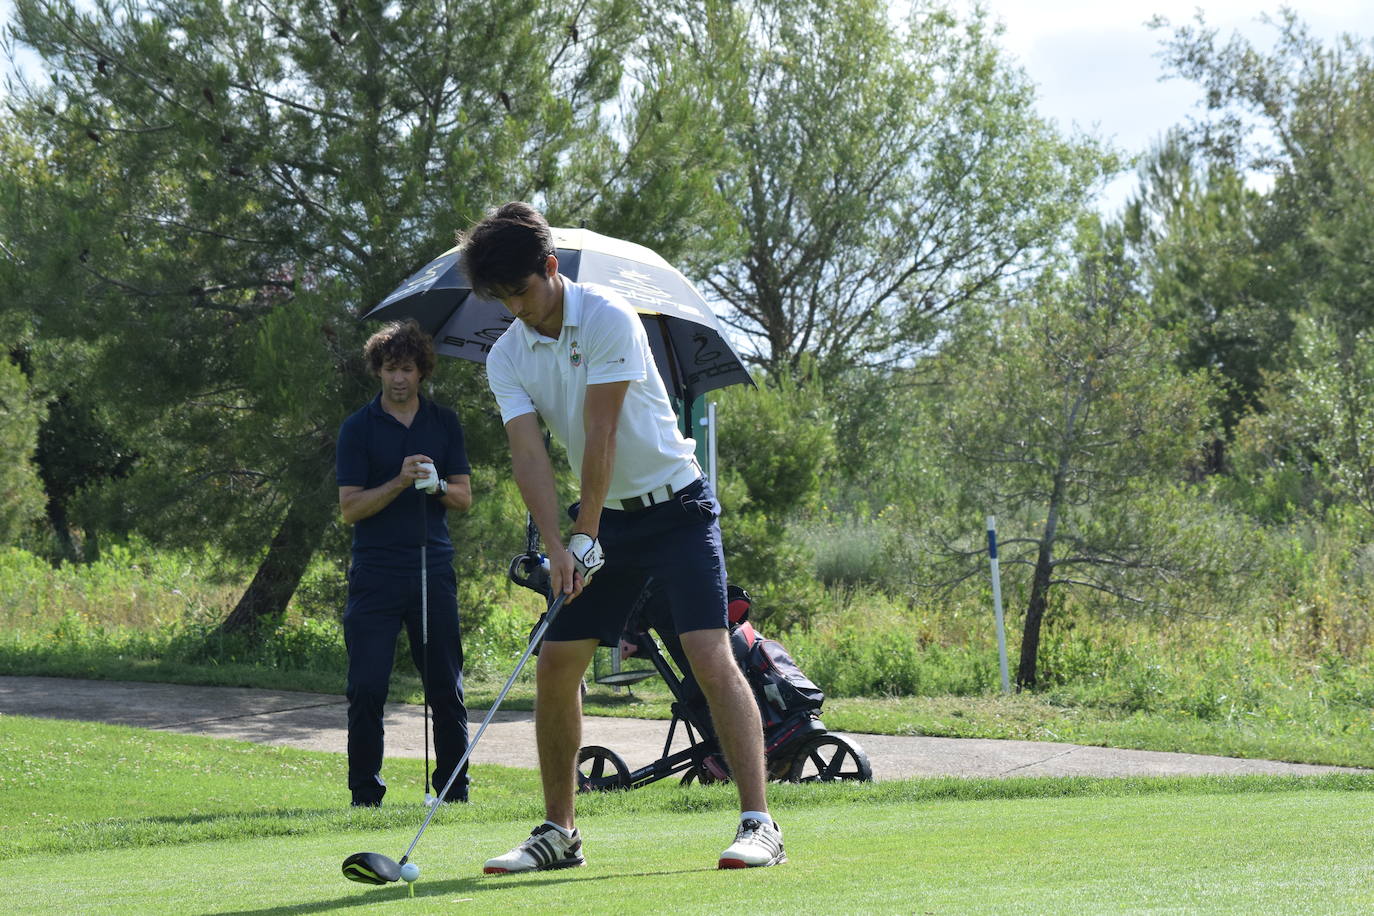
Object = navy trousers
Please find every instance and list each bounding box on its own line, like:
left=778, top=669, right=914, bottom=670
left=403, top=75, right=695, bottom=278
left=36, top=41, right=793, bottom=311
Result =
left=343, top=563, right=469, bottom=805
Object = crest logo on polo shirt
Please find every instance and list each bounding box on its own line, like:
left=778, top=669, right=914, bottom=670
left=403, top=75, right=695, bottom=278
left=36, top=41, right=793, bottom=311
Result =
left=569, top=339, right=583, bottom=367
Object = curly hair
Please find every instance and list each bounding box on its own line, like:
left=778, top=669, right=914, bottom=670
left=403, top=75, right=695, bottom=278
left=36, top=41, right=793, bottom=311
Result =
left=460, top=201, right=556, bottom=299
left=363, top=319, right=436, bottom=379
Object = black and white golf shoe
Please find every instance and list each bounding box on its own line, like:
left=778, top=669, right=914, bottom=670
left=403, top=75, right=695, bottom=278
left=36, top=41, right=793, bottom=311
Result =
left=483, top=823, right=585, bottom=874
left=718, top=818, right=786, bottom=869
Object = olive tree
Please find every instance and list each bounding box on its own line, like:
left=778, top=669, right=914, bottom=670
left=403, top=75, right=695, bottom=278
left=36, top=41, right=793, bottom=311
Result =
left=938, top=223, right=1228, bottom=687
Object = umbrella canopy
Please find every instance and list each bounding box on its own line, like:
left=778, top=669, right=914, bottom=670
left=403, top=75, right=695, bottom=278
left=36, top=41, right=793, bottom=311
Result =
left=365, top=228, right=753, bottom=405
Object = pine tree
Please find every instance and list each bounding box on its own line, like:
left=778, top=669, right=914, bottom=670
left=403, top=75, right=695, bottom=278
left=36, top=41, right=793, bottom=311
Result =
left=3, top=0, right=724, bottom=638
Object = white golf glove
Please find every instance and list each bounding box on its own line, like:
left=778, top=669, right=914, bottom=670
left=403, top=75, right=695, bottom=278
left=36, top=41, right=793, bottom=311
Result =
left=413, top=462, right=442, bottom=494
left=567, top=533, right=605, bottom=586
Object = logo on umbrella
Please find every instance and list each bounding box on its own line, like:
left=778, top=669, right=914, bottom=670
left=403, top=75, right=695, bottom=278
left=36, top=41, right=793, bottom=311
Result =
left=692, top=333, right=721, bottom=365
left=441, top=323, right=510, bottom=356
left=378, top=256, right=454, bottom=308
left=609, top=268, right=702, bottom=317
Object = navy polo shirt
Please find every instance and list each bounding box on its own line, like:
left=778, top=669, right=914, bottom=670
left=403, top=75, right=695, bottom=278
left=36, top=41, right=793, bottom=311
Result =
left=336, top=394, right=470, bottom=572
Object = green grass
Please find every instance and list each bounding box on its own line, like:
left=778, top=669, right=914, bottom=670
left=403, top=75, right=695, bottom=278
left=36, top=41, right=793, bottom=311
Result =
left=2, top=716, right=1373, bottom=914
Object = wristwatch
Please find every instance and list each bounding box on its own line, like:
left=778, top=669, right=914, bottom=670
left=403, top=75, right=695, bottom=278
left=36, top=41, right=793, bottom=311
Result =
left=431, top=478, right=448, bottom=498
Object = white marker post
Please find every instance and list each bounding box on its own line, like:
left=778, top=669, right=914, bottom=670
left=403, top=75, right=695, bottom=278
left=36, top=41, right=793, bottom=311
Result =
left=698, top=402, right=719, bottom=493
left=987, top=515, right=1011, bottom=694
left=707, top=401, right=718, bottom=492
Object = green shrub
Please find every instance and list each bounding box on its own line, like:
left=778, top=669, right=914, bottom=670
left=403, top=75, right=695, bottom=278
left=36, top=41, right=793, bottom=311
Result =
left=291, top=555, right=349, bottom=621
left=777, top=590, right=1000, bottom=697
left=714, top=373, right=837, bottom=610
left=794, top=510, right=896, bottom=590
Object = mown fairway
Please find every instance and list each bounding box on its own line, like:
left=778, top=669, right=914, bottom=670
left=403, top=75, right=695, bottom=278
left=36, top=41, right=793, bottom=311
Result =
left=3, top=716, right=1372, bottom=914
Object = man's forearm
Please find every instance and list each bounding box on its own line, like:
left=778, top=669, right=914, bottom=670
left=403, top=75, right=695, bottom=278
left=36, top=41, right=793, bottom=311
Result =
left=577, top=381, right=627, bottom=539
left=437, top=475, right=473, bottom=514
left=575, top=434, right=615, bottom=539
left=339, top=477, right=405, bottom=525
left=511, top=448, right=566, bottom=553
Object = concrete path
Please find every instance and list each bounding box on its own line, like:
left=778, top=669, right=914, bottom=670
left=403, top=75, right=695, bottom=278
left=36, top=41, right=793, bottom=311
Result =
left=0, top=675, right=1363, bottom=780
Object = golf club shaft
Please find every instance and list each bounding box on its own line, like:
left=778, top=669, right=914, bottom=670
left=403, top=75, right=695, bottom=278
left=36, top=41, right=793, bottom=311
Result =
left=399, top=591, right=568, bottom=865
left=525, top=511, right=540, bottom=557
left=421, top=503, right=430, bottom=798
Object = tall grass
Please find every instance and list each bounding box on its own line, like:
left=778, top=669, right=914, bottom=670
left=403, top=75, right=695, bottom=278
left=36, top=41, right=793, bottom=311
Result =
left=0, top=542, right=239, bottom=630
left=2, top=531, right=1372, bottom=767
left=0, top=540, right=539, bottom=689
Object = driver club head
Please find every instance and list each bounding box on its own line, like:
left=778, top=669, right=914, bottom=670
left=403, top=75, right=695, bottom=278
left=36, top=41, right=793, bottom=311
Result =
left=342, top=851, right=402, bottom=885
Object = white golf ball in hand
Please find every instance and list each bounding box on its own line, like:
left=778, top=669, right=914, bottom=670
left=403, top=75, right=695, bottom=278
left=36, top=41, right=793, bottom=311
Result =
left=400, top=862, right=420, bottom=882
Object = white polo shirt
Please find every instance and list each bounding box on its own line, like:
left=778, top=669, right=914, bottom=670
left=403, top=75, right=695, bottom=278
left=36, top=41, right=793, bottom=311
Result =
left=486, top=278, right=699, bottom=501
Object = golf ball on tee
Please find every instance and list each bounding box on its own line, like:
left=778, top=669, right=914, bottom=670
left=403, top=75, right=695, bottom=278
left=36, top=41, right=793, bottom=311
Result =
left=400, top=862, right=420, bottom=883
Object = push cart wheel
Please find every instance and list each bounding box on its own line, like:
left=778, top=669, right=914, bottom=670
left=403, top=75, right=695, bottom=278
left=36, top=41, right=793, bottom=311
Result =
left=679, top=763, right=706, bottom=786
left=576, top=745, right=630, bottom=792
left=786, top=734, right=872, bottom=783
left=679, top=754, right=729, bottom=786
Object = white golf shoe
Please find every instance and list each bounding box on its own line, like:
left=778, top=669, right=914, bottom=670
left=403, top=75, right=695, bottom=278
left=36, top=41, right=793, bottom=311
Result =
left=718, top=817, right=786, bottom=869
left=483, top=823, right=585, bottom=874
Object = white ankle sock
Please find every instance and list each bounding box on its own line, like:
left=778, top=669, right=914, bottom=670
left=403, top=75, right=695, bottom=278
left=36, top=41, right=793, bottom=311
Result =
left=543, top=820, right=574, bottom=838
left=740, top=810, right=772, bottom=827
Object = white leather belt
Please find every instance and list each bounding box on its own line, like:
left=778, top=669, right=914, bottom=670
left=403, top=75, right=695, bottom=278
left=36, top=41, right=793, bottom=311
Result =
left=614, top=461, right=703, bottom=512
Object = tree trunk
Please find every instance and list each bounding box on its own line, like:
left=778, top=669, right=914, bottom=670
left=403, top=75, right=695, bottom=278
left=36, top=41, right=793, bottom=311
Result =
left=1018, top=470, right=1067, bottom=690
left=45, top=496, right=79, bottom=566
left=1017, top=535, right=1055, bottom=690
left=1018, top=383, right=1088, bottom=689
left=215, top=497, right=328, bottom=640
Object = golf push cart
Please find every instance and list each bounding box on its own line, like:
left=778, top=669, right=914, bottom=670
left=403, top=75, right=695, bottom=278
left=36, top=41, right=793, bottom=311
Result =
left=509, top=550, right=873, bottom=791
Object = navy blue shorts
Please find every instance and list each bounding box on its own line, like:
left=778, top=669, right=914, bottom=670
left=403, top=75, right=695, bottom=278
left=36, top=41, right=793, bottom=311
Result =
left=546, top=477, right=728, bottom=646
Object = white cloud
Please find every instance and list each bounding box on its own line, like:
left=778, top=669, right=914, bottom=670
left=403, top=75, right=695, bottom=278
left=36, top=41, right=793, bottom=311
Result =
left=980, top=1, right=1374, bottom=210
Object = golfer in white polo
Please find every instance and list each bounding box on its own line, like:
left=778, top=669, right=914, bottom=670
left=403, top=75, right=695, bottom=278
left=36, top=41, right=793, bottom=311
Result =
left=465, top=202, right=785, bottom=873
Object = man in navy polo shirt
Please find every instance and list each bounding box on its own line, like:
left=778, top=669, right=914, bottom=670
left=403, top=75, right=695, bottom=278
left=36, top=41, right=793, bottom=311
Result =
left=464, top=202, right=785, bottom=873
left=336, top=319, right=473, bottom=807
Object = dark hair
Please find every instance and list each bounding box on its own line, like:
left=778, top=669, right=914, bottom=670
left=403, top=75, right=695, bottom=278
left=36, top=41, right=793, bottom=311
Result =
left=460, top=201, right=556, bottom=299
left=363, top=319, right=436, bottom=380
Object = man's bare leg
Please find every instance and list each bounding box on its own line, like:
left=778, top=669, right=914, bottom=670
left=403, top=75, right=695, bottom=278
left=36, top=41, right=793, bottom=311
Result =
left=534, top=638, right=599, bottom=828
left=679, top=628, right=767, bottom=812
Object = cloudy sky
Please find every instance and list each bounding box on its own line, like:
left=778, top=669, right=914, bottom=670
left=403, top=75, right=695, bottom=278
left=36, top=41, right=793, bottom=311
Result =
left=4, top=1, right=1373, bottom=209
left=984, top=1, right=1374, bottom=208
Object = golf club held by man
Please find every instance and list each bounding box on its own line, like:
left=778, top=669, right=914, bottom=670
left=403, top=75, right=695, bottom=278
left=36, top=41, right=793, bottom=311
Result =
left=335, top=320, right=473, bottom=808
